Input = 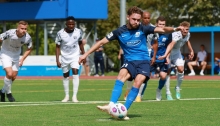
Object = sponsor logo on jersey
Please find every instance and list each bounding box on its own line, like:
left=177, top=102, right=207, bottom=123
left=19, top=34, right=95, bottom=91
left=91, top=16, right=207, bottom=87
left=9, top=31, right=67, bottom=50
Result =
left=126, top=40, right=141, bottom=46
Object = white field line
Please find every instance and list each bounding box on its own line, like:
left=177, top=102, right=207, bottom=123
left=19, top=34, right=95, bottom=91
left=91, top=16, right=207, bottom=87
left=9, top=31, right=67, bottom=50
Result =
left=0, top=97, right=220, bottom=108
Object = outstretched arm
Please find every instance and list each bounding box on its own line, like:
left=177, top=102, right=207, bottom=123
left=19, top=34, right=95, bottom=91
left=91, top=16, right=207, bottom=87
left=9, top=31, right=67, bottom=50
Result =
left=79, top=37, right=109, bottom=64
left=158, top=41, right=176, bottom=60
left=154, top=26, right=183, bottom=34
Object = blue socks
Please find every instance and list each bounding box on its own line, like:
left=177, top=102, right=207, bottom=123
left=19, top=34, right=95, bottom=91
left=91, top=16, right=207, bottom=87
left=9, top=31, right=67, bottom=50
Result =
left=158, top=78, right=166, bottom=90
left=124, top=87, right=139, bottom=110
left=110, top=80, right=124, bottom=103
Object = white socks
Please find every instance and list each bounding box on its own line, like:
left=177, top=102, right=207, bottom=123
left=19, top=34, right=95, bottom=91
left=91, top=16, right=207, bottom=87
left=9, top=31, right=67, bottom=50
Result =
left=72, top=75, right=79, bottom=97
left=138, top=83, right=145, bottom=96
left=63, top=77, right=69, bottom=97
left=176, top=72, right=184, bottom=91
left=126, top=81, right=132, bottom=91
left=2, top=77, right=12, bottom=94
left=165, top=75, right=171, bottom=95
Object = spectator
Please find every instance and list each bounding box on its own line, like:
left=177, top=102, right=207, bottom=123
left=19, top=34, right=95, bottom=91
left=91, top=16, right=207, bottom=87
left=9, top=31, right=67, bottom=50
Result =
left=82, top=39, right=91, bottom=76
left=214, top=57, right=220, bottom=75
left=94, top=38, right=105, bottom=77
left=188, top=44, right=207, bottom=76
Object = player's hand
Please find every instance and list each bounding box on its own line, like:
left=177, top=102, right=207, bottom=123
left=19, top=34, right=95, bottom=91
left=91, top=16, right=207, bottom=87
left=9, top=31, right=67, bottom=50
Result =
left=158, top=55, right=166, bottom=60
left=165, top=57, right=170, bottom=65
left=56, top=61, right=61, bottom=68
left=118, top=55, right=121, bottom=60
left=79, top=55, right=86, bottom=64
left=175, top=26, right=184, bottom=31
left=188, top=52, right=194, bottom=60
left=19, top=59, right=24, bottom=67
left=151, top=57, right=155, bottom=65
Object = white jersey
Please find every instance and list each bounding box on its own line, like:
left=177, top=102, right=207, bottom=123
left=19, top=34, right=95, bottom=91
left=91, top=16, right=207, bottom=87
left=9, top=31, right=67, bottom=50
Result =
left=55, top=28, right=82, bottom=63
left=171, top=31, right=190, bottom=55
left=0, top=29, right=32, bottom=62
left=146, top=23, right=158, bottom=56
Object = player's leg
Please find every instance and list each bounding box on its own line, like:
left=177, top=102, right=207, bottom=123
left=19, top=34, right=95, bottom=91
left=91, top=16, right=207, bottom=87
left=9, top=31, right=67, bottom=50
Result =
left=0, top=59, right=17, bottom=102
left=187, top=61, right=197, bottom=76
left=71, top=61, right=80, bottom=102
left=200, top=61, right=207, bottom=75
left=124, top=80, right=132, bottom=100
left=156, top=63, right=168, bottom=101
left=124, top=60, right=150, bottom=110
left=135, top=64, right=155, bottom=102
left=97, top=68, right=130, bottom=113
left=165, top=68, right=173, bottom=100
left=175, top=58, right=185, bottom=99
left=61, top=64, right=70, bottom=102
left=94, top=57, right=99, bottom=77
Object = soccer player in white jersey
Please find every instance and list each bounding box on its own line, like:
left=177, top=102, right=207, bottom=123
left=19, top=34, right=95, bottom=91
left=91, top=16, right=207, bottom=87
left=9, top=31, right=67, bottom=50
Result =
left=159, top=21, right=194, bottom=99
left=135, top=11, right=158, bottom=102
left=0, top=21, right=32, bottom=102
left=55, top=16, right=85, bottom=103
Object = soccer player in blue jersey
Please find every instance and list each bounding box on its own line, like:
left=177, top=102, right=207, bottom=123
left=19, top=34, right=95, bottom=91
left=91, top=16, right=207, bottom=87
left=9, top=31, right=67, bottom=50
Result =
left=137, top=16, right=174, bottom=101
left=79, top=6, right=183, bottom=120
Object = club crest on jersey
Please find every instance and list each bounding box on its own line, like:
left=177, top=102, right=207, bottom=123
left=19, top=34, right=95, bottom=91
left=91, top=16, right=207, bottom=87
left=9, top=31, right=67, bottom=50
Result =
left=73, top=36, right=77, bottom=39
left=21, top=41, right=24, bottom=44
left=135, top=32, right=140, bottom=37
left=162, top=38, right=167, bottom=42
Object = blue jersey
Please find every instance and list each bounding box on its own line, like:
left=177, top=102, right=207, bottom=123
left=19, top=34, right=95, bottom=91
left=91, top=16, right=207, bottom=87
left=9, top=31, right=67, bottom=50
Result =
left=106, top=24, right=155, bottom=61
left=151, top=33, right=172, bottom=62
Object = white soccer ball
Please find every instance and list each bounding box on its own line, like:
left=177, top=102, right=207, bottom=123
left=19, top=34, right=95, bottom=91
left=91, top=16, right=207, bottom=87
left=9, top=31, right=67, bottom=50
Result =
left=109, top=103, right=127, bottom=119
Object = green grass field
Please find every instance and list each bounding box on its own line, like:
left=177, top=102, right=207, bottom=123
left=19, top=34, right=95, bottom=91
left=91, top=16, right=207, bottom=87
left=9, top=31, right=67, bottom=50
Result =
left=0, top=78, right=220, bottom=126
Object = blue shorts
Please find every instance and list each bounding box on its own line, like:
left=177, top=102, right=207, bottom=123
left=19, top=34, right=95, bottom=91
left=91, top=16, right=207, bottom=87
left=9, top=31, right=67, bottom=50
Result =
left=150, top=62, right=168, bottom=73
left=121, top=60, right=150, bottom=83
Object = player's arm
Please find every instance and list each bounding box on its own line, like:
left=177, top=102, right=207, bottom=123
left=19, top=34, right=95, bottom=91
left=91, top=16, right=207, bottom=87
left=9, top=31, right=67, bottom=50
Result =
left=55, top=44, right=61, bottom=68
left=151, top=38, right=158, bottom=65
left=78, top=40, right=85, bottom=55
left=118, top=48, right=123, bottom=60
left=19, top=47, right=32, bottom=67
left=186, top=41, right=194, bottom=60
left=79, top=37, right=109, bottom=64
left=158, top=41, right=176, bottom=60
left=154, top=26, right=183, bottom=34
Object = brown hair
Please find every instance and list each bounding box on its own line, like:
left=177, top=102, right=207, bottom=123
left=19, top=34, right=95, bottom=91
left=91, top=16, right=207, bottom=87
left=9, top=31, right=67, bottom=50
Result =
left=156, top=16, right=166, bottom=23
left=180, top=21, right=190, bottom=27
left=18, top=21, right=28, bottom=25
left=127, top=6, right=143, bottom=16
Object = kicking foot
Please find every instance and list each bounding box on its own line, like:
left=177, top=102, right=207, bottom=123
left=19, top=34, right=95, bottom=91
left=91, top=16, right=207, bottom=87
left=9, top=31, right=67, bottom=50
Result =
left=97, top=104, right=110, bottom=114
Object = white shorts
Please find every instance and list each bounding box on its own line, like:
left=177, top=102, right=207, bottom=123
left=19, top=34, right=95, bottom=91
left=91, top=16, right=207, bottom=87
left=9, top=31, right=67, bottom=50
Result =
left=61, top=61, right=80, bottom=73
left=1, top=58, right=19, bottom=71
left=170, top=52, right=184, bottom=66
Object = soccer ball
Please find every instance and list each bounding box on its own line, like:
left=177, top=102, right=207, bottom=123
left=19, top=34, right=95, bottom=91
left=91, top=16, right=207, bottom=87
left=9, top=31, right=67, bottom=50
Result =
left=109, top=103, right=127, bottom=119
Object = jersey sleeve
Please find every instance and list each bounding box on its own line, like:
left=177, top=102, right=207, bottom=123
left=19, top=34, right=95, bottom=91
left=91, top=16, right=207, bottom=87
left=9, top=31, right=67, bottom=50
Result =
left=172, top=31, right=182, bottom=42
left=166, top=34, right=172, bottom=45
left=55, top=32, right=62, bottom=45
left=106, top=29, right=118, bottom=41
left=26, top=36, right=33, bottom=49
left=143, top=25, right=156, bottom=35
left=0, top=30, right=11, bottom=41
